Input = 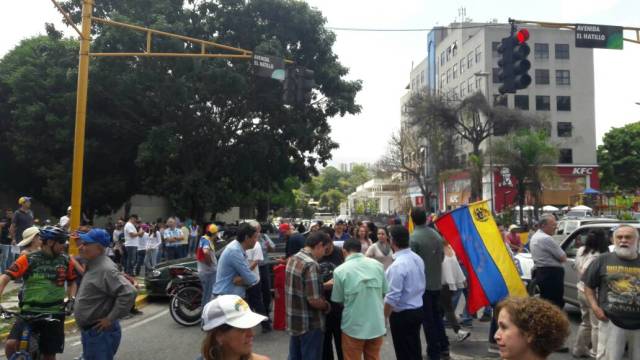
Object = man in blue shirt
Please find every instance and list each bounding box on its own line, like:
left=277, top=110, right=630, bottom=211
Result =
left=384, top=225, right=426, bottom=360
left=212, top=223, right=259, bottom=298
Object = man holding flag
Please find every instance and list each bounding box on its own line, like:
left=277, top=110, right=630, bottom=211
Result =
left=409, top=207, right=448, bottom=360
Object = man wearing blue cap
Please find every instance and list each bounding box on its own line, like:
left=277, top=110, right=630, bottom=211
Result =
left=74, top=229, right=137, bottom=360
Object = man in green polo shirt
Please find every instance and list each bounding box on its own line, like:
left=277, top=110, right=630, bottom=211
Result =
left=331, top=238, right=388, bottom=360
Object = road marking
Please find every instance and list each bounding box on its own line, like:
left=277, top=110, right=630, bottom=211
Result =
left=70, top=309, right=170, bottom=347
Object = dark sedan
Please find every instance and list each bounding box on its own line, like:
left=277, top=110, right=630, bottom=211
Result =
left=144, top=237, right=283, bottom=298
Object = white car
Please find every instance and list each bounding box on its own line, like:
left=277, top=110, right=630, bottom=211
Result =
left=516, top=221, right=640, bottom=306
left=553, top=218, right=621, bottom=243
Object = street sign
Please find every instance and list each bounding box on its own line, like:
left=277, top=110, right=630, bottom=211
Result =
left=252, top=54, right=285, bottom=81
left=575, top=24, right=623, bottom=49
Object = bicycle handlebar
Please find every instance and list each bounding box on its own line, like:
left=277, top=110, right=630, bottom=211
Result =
left=0, top=310, right=60, bottom=323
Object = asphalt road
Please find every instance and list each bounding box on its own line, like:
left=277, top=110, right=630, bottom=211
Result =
left=39, top=301, right=587, bottom=360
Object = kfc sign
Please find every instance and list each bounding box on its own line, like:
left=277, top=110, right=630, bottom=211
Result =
left=572, top=167, right=594, bottom=175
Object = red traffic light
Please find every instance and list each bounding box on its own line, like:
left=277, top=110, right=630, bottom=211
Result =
left=516, top=28, right=530, bottom=43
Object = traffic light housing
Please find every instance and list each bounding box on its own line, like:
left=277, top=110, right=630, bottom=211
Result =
left=282, top=66, right=315, bottom=105
left=498, top=28, right=531, bottom=94
left=283, top=67, right=297, bottom=105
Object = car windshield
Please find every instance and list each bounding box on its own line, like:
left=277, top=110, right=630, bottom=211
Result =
left=564, top=221, right=579, bottom=235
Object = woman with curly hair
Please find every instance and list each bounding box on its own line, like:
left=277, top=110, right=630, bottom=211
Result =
left=494, top=297, right=570, bottom=360
left=200, top=295, right=270, bottom=360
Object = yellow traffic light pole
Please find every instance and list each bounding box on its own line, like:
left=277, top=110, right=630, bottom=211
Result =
left=53, top=0, right=291, bottom=254
left=69, top=0, right=93, bottom=254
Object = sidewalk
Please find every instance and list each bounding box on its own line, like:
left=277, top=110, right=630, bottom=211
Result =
left=0, top=278, right=149, bottom=340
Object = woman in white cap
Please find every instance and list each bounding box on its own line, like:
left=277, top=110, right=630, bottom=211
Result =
left=18, top=226, right=41, bottom=256
left=200, top=294, right=270, bottom=360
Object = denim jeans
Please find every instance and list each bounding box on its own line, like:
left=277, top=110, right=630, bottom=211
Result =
left=165, top=246, right=179, bottom=261
left=124, top=246, right=138, bottom=275
left=0, top=244, right=13, bottom=273
left=135, top=250, right=146, bottom=276
left=198, top=271, right=216, bottom=307
left=288, top=328, right=324, bottom=360
left=144, top=248, right=158, bottom=273
left=81, top=321, right=121, bottom=360
left=188, top=236, right=197, bottom=256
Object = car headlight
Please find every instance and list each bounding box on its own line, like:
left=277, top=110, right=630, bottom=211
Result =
left=151, top=270, right=162, bottom=278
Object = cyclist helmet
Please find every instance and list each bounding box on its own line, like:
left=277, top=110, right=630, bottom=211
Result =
left=39, top=225, right=69, bottom=243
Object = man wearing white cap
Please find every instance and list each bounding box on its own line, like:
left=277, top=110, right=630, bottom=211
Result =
left=59, top=207, right=71, bottom=231
left=199, top=295, right=269, bottom=360
left=17, top=227, right=42, bottom=255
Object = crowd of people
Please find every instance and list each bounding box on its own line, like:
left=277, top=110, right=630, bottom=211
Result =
left=1, top=194, right=639, bottom=360
left=202, top=206, right=640, bottom=360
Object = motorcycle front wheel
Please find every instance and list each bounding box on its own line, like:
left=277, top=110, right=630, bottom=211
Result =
left=169, top=286, right=203, bottom=327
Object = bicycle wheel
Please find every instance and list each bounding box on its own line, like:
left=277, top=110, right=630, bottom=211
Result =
left=9, top=351, right=31, bottom=360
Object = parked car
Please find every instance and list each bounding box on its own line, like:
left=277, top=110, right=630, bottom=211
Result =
left=516, top=221, right=640, bottom=306
left=553, top=218, right=624, bottom=242
left=145, top=240, right=284, bottom=298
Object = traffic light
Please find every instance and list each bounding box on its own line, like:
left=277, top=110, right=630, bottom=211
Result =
left=282, top=66, right=315, bottom=105
left=283, top=67, right=297, bottom=105
left=498, top=28, right=531, bottom=94
left=296, top=68, right=315, bottom=103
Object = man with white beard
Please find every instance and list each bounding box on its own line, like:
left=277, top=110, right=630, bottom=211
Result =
left=583, top=225, right=640, bottom=360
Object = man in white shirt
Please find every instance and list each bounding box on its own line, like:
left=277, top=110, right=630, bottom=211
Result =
left=123, top=214, right=143, bottom=276
left=59, top=206, right=71, bottom=231
left=245, top=221, right=271, bottom=333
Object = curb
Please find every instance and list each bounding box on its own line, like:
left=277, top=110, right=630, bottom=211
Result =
left=0, top=294, right=149, bottom=341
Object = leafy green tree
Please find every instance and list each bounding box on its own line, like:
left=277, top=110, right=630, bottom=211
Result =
left=0, top=35, right=140, bottom=217
left=491, top=130, right=558, bottom=225
left=319, top=189, right=346, bottom=214
left=597, top=122, right=640, bottom=191
left=1, top=0, right=362, bottom=221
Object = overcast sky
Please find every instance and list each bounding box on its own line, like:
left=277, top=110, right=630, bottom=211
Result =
left=2, top=0, right=640, bottom=167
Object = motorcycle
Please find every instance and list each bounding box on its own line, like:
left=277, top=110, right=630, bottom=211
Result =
left=167, top=266, right=203, bottom=327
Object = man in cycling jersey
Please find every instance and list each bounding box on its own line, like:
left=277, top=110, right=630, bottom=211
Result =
left=0, top=226, right=77, bottom=360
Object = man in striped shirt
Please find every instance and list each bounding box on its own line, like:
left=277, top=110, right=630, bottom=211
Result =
left=285, top=231, right=332, bottom=360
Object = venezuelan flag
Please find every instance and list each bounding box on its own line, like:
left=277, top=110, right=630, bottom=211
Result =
left=407, top=210, right=415, bottom=235
left=435, top=200, right=526, bottom=313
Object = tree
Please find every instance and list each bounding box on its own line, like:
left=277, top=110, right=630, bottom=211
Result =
left=1, top=0, right=362, bottom=221
left=491, top=130, right=558, bottom=225
left=597, top=122, right=640, bottom=191
left=376, top=128, right=431, bottom=203
left=0, top=35, right=140, bottom=217
left=320, top=189, right=346, bottom=214
left=408, top=91, right=546, bottom=201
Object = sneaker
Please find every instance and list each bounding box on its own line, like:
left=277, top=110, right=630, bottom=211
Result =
left=455, top=330, right=471, bottom=342
left=556, top=346, right=570, bottom=353
left=488, top=343, right=500, bottom=354
left=479, top=313, right=492, bottom=322
left=459, top=319, right=473, bottom=328
left=130, top=308, right=143, bottom=316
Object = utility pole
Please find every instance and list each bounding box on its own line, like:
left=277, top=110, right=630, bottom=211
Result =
left=69, top=0, right=93, bottom=253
